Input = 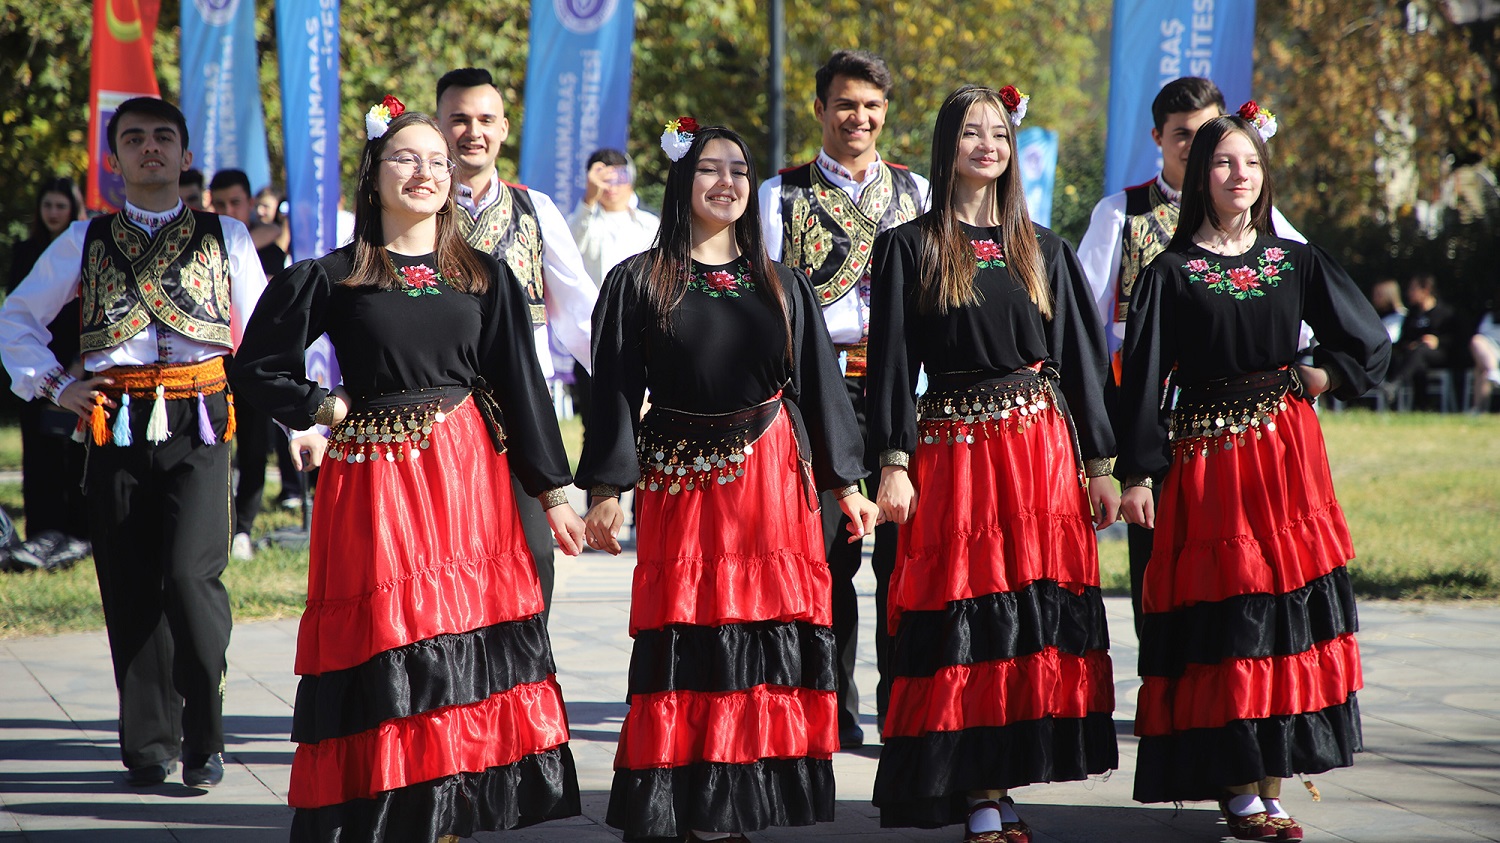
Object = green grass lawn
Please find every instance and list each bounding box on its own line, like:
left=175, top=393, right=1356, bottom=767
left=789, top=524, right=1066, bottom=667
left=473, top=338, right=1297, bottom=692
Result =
left=0, top=410, right=1495, bottom=638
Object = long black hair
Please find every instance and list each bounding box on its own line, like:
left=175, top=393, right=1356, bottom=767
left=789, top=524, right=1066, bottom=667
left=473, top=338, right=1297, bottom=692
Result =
left=1167, top=115, right=1277, bottom=253
left=344, top=110, right=489, bottom=293
left=30, top=177, right=85, bottom=242
left=642, top=125, right=791, bottom=362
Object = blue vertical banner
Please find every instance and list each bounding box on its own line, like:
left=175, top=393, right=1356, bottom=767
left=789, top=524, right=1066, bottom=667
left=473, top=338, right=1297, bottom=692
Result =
left=276, top=0, right=340, bottom=262
left=1017, top=126, right=1059, bottom=228
left=1103, top=0, right=1257, bottom=194
left=517, top=0, right=635, bottom=212
left=180, top=0, right=271, bottom=193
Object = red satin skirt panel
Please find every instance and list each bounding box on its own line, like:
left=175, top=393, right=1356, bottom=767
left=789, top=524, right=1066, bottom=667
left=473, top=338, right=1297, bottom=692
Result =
left=615, top=686, right=838, bottom=769
left=885, top=648, right=1115, bottom=738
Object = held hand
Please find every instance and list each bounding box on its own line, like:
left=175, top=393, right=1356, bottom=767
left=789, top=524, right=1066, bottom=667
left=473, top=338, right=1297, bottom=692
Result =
left=56, top=376, right=115, bottom=419
left=583, top=497, right=625, bottom=555
left=546, top=503, right=587, bottom=557
left=838, top=491, right=881, bottom=543
left=1088, top=475, right=1121, bottom=530
left=288, top=432, right=328, bottom=472
left=1120, top=485, right=1156, bottom=529
left=1294, top=364, right=1331, bottom=398
left=875, top=465, right=916, bottom=524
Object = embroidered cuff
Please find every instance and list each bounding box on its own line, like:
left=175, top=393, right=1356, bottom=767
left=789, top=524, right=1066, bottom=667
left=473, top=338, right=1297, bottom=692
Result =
left=589, top=484, right=622, bottom=501
left=879, top=449, right=911, bottom=469
left=832, top=484, right=860, bottom=500
left=38, top=366, right=75, bottom=405
left=1084, top=457, right=1115, bottom=478
left=1123, top=475, right=1154, bottom=490
left=538, top=488, right=570, bottom=509
left=313, top=393, right=339, bottom=427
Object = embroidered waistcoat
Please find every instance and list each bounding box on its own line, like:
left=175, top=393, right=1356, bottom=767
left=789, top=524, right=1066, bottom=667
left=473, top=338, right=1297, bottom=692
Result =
left=79, top=211, right=232, bottom=353
left=1116, top=180, right=1179, bottom=324
left=457, top=181, right=547, bottom=326
left=778, top=162, right=923, bottom=307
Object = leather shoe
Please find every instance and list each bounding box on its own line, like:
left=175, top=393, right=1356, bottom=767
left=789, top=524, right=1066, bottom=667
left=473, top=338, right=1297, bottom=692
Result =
left=125, top=760, right=176, bottom=786
left=183, top=753, right=224, bottom=787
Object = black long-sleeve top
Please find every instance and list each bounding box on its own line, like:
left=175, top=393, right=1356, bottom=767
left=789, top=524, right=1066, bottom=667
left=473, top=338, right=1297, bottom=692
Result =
left=866, top=218, right=1115, bottom=463
left=7, top=236, right=81, bottom=371
left=228, top=245, right=572, bottom=497
left=574, top=253, right=866, bottom=492
left=1117, top=235, right=1392, bottom=479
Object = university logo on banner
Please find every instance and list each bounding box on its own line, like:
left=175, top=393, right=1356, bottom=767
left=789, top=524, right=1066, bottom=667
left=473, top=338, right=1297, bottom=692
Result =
left=181, top=0, right=272, bottom=192
left=1103, top=0, right=1257, bottom=194
left=517, top=0, right=634, bottom=213
left=277, top=0, right=340, bottom=262
left=88, top=0, right=163, bottom=211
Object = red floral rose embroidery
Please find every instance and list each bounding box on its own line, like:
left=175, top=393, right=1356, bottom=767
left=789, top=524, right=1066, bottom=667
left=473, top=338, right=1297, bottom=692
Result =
left=998, top=86, right=1022, bottom=110
left=1205, top=271, right=1223, bottom=286
left=705, top=270, right=738, bottom=292
left=1228, top=266, right=1260, bottom=290
left=972, top=239, right=1003, bottom=261
left=382, top=95, right=406, bottom=118
left=1187, top=258, right=1211, bottom=273
left=398, top=264, right=443, bottom=295
left=1264, top=246, right=1286, bottom=262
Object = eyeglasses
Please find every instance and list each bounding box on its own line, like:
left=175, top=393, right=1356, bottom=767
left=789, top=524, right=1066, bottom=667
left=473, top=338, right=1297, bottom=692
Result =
left=381, top=154, right=457, bottom=181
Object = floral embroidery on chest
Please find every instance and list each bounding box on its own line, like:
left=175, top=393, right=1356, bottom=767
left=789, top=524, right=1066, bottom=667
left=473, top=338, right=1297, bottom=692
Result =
left=687, top=264, right=757, bottom=298
left=972, top=239, right=1006, bottom=269
left=397, top=264, right=444, bottom=296
left=1183, top=245, right=1292, bottom=300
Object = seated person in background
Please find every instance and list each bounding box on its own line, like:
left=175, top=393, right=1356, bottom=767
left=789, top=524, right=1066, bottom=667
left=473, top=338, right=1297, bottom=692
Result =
left=1370, top=277, right=1406, bottom=343
left=1384, top=273, right=1463, bottom=410
left=1471, top=306, right=1500, bottom=413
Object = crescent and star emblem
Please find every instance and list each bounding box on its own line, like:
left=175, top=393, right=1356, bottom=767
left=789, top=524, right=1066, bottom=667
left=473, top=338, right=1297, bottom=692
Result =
left=106, top=0, right=144, bottom=42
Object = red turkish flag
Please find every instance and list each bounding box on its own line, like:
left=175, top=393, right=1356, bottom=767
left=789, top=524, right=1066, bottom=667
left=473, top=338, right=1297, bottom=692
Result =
left=87, top=0, right=163, bottom=211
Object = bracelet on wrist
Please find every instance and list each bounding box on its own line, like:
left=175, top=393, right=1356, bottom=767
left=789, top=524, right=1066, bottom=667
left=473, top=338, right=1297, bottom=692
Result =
left=1124, top=475, right=1154, bottom=491
left=1084, top=457, right=1115, bottom=478
left=833, top=484, right=860, bottom=500
left=878, top=449, right=911, bottom=469
left=589, top=484, right=621, bottom=502
left=538, top=488, right=570, bottom=509
left=313, top=394, right=339, bottom=426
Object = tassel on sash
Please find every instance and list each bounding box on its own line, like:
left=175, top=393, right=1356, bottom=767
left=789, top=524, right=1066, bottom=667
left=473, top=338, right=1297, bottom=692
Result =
left=146, top=385, right=170, bottom=443
left=112, top=393, right=133, bottom=446
left=90, top=394, right=109, bottom=446
left=196, top=391, right=218, bottom=445
left=223, top=393, right=236, bottom=442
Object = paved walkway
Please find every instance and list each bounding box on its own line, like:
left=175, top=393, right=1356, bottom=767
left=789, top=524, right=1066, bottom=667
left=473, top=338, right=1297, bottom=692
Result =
left=2, top=543, right=1498, bottom=842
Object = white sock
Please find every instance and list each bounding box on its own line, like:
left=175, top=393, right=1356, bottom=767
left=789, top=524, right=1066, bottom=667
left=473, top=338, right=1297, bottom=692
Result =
left=1228, top=794, right=1266, bottom=816
left=965, top=800, right=1002, bottom=833
left=1263, top=797, right=1290, bottom=819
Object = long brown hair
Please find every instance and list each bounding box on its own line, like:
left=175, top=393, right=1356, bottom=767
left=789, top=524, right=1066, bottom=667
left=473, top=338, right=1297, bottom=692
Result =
left=1166, top=116, right=1277, bottom=254
left=918, top=85, right=1051, bottom=318
left=642, top=125, right=792, bottom=363
left=343, top=111, right=489, bottom=293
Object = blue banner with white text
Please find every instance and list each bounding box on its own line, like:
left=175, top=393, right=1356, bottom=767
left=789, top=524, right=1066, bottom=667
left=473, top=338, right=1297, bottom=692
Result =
left=276, top=0, right=340, bottom=262
left=1103, top=0, right=1256, bottom=195
left=1017, top=127, right=1058, bottom=228
left=517, top=0, right=635, bottom=213
left=180, top=0, right=271, bottom=194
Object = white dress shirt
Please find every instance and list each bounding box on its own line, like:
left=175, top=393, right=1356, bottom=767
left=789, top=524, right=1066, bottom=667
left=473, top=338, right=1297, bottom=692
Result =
left=456, top=173, right=598, bottom=377
left=0, top=202, right=266, bottom=401
left=1077, top=173, right=1306, bottom=353
left=567, top=199, right=660, bottom=286
left=758, top=149, right=931, bottom=345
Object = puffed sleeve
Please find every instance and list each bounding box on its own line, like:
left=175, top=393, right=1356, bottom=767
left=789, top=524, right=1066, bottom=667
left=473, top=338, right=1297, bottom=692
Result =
left=1300, top=243, right=1392, bottom=399
left=1039, top=228, right=1115, bottom=462
left=575, top=257, right=650, bottom=491
left=477, top=252, right=573, bottom=496
left=865, top=225, right=922, bottom=465
left=783, top=264, right=865, bottom=488
left=229, top=255, right=337, bottom=430
left=1115, top=261, right=1177, bottom=480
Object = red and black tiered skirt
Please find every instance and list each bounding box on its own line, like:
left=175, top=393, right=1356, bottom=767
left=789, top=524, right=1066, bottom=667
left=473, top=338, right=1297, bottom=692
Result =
left=606, top=398, right=838, bottom=841
left=288, top=392, right=579, bottom=841
left=1133, top=375, right=1363, bottom=804
left=873, top=372, right=1117, bottom=828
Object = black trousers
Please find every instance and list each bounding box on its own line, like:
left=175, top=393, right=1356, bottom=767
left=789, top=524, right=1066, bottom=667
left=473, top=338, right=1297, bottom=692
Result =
left=233, top=404, right=306, bottom=535
left=511, top=472, right=555, bottom=625
left=85, top=391, right=234, bottom=769
left=18, top=400, right=88, bottom=539
left=818, top=374, right=898, bottom=735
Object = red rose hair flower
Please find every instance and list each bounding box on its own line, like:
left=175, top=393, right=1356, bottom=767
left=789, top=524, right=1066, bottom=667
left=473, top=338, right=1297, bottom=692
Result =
left=382, top=95, right=406, bottom=118
left=998, top=86, right=1022, bottom=110
left=1238, top=101, right=1259, bottom=121
left=678, top=116, right=700, bottom=134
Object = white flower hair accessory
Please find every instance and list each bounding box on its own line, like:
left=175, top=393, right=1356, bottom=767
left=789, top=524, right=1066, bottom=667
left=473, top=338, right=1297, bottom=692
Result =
left=660, top=116, right=699, bottom=162
left=999, top=85, right=1029, bottom=127
left=1238, top=100, right=1278, bottom=141
left=366, top=95, right=406, bottom=141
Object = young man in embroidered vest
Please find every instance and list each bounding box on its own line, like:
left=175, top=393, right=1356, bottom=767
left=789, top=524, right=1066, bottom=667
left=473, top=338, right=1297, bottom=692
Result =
left=1077, top=76, right=1303, bottom=636
left=436, top=68, right=597, bottom=619
left=0, top=97, right=266, bottom=788
left=757, top=49, right=930, bottom=748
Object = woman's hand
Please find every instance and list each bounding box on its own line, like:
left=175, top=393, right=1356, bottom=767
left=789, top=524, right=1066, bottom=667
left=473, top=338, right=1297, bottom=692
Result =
left=838, top=491, right=881, bottom=543
left=545, top=500, right=587, bottom=557
left=875, top=465, right=916, bottom=525
left=583, top=496, right=625, bottom=555
left=288, top=432, right=328, bottom=471
left=1120, top=485, right=1156, bottom=529
left=1088, top=475, right=1120, bottom=530
left=1295, top=364, right=1331, bottom=398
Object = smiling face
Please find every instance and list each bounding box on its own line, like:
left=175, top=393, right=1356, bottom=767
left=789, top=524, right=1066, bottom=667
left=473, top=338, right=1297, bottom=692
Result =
left=1205, top=129, right=1263, bottom=222
left=376, top=125, right=454, bottom=222
left=690, top=138, right=750, bottom=234
left=953, top=102, right=1012, bottom=191
left=107, top=113, right=192, bottom=191
left=1153, top=105, right=1221, bottom=192
left=438, top=84, right=509, bottom=180
left=814, top=74, right=888, bottom=170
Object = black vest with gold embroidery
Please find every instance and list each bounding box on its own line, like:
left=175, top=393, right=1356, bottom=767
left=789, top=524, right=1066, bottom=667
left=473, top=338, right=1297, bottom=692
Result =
left=79, top=211, right=233, bottom=353
left=778, top=161, right=923, bottom=307
left=1115, top=179, right=1179, bottom=324
left=456, top=181, right=547, bottom=326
